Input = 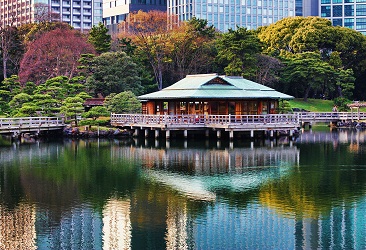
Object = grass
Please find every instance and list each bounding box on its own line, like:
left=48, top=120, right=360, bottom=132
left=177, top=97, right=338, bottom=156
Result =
left=288, top=99, right=334, bottom=112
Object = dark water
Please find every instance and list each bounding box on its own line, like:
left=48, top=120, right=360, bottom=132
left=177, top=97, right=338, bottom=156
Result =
left=1, top=129, right=366, bottom=250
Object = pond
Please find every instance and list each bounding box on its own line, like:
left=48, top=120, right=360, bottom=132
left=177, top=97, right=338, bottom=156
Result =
left=1, top=128, right=366, bottom=249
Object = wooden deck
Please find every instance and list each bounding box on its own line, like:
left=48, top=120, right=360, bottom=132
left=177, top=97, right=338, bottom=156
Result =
left=0, top=117, right=65, bottom=135
left=111, top=113, right=299, bottom=139
left=111, top=112, right=366, bottom=140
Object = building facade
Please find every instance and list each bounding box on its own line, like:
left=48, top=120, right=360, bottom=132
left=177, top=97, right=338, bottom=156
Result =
left=102, top=0, right=167, bottom=33
left=0, top=0, right=103, bottom=31
left=320, top=0, right=366, bottom=34
left=167, top=0, right=296, bottom=32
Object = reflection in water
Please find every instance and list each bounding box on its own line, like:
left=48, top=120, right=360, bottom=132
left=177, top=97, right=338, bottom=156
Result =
left=0, top=133, right=366, bottom=249
left=103, top=198, right=131, bottom=250
left=0, top=203, right=36, bottom=250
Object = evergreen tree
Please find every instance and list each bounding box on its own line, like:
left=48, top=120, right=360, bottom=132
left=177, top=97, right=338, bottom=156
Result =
left=88, top=22, right=111, bottom=54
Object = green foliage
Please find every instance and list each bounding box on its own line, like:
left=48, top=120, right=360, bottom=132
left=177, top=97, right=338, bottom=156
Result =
left=83, top=52, right=142, bottom=97
left=60, top=96, right=84, bottom=126
left=82, top=106, right=109, bottom=120
left=79, top=119, right=110, bottom=126
left=88, top=22, right=111, bottom=54
left=278, top=100, right=292, bottom=114
left=104, top=91, right=141, bottom=113
left=216, top=27, right=262, bottom=79
left=333, top=97, right=351, bottom=112
left=280, top=52, right=337, bottom=101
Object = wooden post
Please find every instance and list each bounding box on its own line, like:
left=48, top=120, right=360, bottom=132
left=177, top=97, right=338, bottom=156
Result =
left=250, top=130, right=254, bottom=139
left=205, top=129, right=210, bottom=138
left=229, top=130, right=234, bottom=140
left=155, top=129, right=159, bottom=139
left=269, top=130, right=274, bottom=140
left=145, top=129, right=149, bottom=138
left=133, top=128, right=139, bottom=137
left=184, top=130, right=188, bottom=139
left=166, top=130, right=170, bottom=140
left=217, top=130, right=221, bottom=139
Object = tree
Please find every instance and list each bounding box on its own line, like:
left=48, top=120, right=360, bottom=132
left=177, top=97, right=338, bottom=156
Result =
left=280, top=52, right=336, bottom=101
left=0, top=26, right=24, bottom=80
left=88, top=22, right=111, bottom=54
left=19, top=28, right=95, bottom=85
left=216, top=27, right=262, bottom=79
left=60, top=96, right=85, bottom=126
left=119, top=10, right=177, bottom=90
left=169, top=18, right=217, bottom=81
left=82, top=106, right=109, bottom=120
left=34, top=3, right=61, bottom=23
left=80, top=52, right=142, bottom=97
left=104, top=91, right=141, bottom=113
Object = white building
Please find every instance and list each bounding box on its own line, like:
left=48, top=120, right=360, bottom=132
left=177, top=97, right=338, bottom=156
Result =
left=0, top=0, right=103, bottom=31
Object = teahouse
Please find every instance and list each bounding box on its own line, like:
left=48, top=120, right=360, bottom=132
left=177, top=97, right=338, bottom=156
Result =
left=138, top=74, right=293, bottom=115
left=110, top=74, right=297, bottom=140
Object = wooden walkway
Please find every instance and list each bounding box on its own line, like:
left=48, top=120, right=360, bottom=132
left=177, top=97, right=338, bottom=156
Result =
left=0, top=117, right=65, bottom=135
left=111, top=112, right=366, bottom=140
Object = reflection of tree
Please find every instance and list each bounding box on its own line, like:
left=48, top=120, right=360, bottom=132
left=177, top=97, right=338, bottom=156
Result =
left=258, top=143, right=366, bottom=218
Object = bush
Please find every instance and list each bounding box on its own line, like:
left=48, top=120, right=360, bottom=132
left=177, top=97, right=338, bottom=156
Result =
left=79, top=119, right=110, bottom=126
left=333, top=97, right=351, bottom=112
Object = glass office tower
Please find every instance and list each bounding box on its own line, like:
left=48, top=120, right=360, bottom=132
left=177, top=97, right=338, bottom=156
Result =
left=167, top=0, right=295, bottom=32
left=320, top=0, right=366, bottom=34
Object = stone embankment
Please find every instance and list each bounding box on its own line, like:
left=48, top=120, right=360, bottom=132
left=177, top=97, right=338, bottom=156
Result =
left=63, top=126, right=131, bottom=138
left=336, top=121, right=366, bottom=128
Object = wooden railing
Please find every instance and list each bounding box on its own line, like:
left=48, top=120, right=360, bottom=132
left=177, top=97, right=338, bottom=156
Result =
left=296, top=112, right=366, bottom=122
left=0, top=117, right=64, bottom=133
left=110, top=114, right=299, bottom=126
left=111, top=112, right=366, bottom=128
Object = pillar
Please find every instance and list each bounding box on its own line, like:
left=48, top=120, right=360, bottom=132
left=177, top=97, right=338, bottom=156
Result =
left=269, top=130, right=274, bottom=140
left=250, top=130, right=254, bottom=139
left=289, top=129, right=294, bottom=139
left=155, top=129, right=159, bottom=139
left=133, top=128, right=139, bottom=137
left=217, top=130, right=221, bottom=139
left=145, top=129, right=149, bottom=138
left=166, top=130, right=170, bottom=140
left=184, top=130, right=188, bottom=139
left=229, top=130, right=234, bottom=140
left=205, top=129, right=210, bottom=138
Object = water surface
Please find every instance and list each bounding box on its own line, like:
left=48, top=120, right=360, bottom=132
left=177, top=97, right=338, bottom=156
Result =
left=1, top=129, right=366, bottom=249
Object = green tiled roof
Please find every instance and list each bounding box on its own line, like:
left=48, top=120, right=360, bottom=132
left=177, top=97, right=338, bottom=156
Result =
left=139, top=74, right=293, bottom=100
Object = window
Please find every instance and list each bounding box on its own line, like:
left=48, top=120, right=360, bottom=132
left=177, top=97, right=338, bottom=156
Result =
left=333, top=5, right=342, bottom=17
left=345, top=5, right=354, bottom=16
left=333, top=18, right=342, bottom=26
left=321, top=6, right=331, bottom=17
left=356, top=4, right=366, bottom=15
left=344, top=18, right=354, bottom=28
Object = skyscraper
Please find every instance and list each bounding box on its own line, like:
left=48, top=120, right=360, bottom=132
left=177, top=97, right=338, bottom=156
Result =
left=167, top=0, right=296, bottom=32
left=0, top=0, right=103, bottom=31
left=320, top=0, right=366, bottom=34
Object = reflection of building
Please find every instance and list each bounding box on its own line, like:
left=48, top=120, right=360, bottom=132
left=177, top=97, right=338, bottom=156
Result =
left=0, top=203, right=37, bottom=250
left=102, top=198, right=132, bottom=249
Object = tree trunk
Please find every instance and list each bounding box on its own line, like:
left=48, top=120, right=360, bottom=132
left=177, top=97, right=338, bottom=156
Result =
left=303, top=86, right=311, bottom=102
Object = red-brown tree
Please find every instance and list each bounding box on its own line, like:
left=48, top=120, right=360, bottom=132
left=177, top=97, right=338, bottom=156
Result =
left=19, top=28, right=95, bottom=85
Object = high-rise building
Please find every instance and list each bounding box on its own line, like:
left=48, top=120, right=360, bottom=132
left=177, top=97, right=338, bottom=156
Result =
left=320, top=0, right=366, bottom=35
left=0, top=0, right=103, bottom=31
left=102, top=0, right=167, bottom=33
left=296, top=0, right=318, bottom=16
left=167, top=0, right=296, bottom=32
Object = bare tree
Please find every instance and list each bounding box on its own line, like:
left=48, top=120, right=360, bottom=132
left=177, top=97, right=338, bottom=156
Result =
left=34, top=3, right=61, bottom=23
